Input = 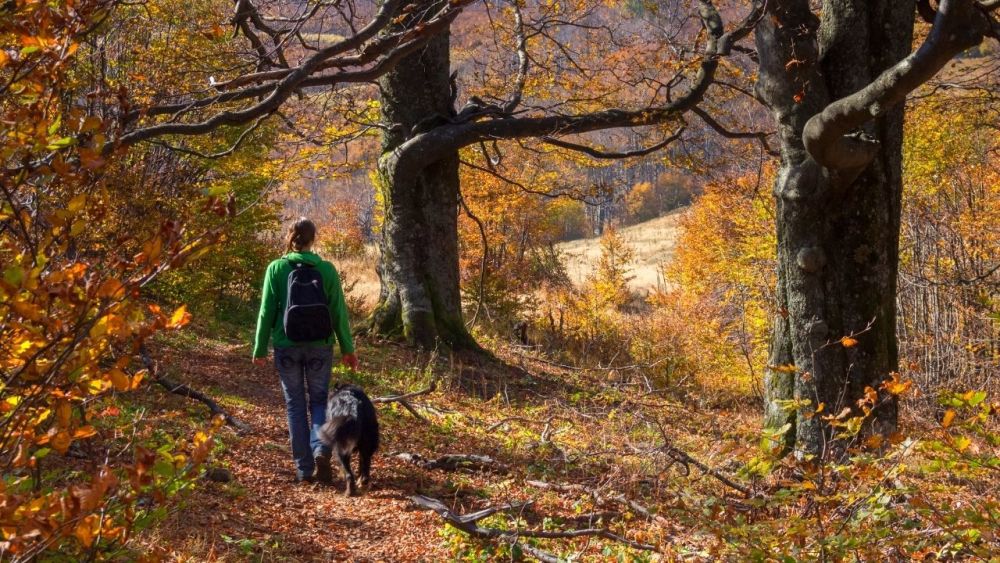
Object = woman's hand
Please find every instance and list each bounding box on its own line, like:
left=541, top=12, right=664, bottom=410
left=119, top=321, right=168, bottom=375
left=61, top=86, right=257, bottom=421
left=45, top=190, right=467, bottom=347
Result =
left=252, top=356, right=268, bottom=367
left=341, top=353, right=359, bottom=371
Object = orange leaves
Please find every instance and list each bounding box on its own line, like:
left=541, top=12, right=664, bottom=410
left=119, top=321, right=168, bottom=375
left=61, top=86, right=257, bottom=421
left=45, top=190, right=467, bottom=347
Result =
left=840, top=336, right=858, bottom=348
left=881, top=372, right=913, bottom=396
left=941, top=408, right=956, bottom=428
left=96, top=278, right=124, bottom=299
left=73, top=515, right=100, bottom=548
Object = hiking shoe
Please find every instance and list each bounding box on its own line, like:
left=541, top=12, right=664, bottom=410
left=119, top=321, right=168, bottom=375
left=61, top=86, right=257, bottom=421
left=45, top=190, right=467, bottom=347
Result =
left=295, top=471, right=314, bottom=484
left=314, top=452, right=333, bottom=484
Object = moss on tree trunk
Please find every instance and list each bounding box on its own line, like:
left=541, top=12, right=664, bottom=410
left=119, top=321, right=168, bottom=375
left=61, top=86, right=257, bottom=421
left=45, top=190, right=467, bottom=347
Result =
left=365, top=1, right=476, bottom=350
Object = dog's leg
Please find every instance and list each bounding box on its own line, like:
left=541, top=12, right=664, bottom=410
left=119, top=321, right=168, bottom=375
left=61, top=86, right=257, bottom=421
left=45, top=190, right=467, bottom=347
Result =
left=359, top=448, right=373, bottom=489
left=338, top=451, right=356, bottom=496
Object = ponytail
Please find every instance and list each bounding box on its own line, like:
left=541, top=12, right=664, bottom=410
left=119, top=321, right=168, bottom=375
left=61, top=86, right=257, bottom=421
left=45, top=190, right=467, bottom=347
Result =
left=286, top=217, right=316, bottom=252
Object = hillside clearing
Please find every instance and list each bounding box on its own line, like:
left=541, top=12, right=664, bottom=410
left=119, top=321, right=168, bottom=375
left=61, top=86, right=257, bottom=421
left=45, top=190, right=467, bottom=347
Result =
left=556, top=210, right=685, bottom=293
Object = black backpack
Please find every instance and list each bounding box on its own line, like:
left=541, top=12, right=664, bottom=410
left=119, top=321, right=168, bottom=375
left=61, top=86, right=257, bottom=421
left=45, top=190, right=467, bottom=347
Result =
left=283, top=260, right=333, bottom=342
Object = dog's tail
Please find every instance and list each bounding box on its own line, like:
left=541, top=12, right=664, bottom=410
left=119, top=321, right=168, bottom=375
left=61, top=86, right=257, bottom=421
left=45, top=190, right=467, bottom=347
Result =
left=318, top=415, right=349, bottom=447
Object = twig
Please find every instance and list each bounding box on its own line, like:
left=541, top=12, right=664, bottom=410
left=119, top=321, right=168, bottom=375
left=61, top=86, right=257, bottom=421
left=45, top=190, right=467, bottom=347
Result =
left=526, top=480, right=670, bottom=527
left=411, top=495, right=658, bottom=560
left=372, top=380, right=436, bottom=422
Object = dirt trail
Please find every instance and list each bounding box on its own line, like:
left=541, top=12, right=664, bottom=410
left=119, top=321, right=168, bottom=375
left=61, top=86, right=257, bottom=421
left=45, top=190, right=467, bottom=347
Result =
left=146, top=339, right=456, bottom=561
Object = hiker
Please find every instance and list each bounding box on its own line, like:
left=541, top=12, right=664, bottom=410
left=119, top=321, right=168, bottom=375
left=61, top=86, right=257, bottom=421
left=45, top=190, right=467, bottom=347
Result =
left=252, top=218, right=358, bottom=483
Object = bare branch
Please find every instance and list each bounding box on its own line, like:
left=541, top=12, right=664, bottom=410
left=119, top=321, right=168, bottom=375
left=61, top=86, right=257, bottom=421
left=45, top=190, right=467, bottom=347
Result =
left=411, top=495, right=658, bottom=557
left=150, top=114, right=270, bottom=159
left=502, top=0, right=529, bottom=114
left=542, top=127, right=685, bottom=159
left=386, top=0, right=766, bottom=181
left=394, top=452, right=509, bottom=472
left=691, top=107, right=778, bottom=156
left=115, top=0, right=474, bottom=149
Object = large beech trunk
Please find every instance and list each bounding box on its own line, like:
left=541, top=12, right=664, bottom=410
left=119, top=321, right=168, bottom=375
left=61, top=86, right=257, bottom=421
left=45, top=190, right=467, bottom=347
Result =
left=758, top=1, right=915, bottom=455
left=368, top=3, right=475, bottom=350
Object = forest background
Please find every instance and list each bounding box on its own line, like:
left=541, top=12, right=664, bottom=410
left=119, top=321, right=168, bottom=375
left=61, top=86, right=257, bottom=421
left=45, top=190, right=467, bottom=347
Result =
left=1, top=0, right=998, bottom=560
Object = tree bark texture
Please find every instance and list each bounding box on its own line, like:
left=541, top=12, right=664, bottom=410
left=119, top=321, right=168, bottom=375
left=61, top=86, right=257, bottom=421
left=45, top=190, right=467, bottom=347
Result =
left=369, top=1, right=475, bottom=350
left=757, top=0, right=990, bottom=455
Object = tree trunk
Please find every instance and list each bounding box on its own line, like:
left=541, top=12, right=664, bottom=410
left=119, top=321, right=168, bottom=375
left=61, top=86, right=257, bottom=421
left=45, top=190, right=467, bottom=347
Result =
left=368, top=1, right=476, bottom=350
left=758, top=1, right=914, bottom=455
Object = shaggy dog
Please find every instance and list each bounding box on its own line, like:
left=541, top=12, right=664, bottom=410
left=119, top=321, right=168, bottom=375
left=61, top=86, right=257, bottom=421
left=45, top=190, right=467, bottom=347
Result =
left=317, top=384, right=379, bottom=495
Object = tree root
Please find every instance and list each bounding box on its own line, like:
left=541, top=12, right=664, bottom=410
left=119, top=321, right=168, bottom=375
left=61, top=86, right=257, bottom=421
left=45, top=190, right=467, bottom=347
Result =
left=140, top=346, right=252, bottom=434
left=410, top=494, right=658, bottom=561
left=393, top=452, right=508, bottom=473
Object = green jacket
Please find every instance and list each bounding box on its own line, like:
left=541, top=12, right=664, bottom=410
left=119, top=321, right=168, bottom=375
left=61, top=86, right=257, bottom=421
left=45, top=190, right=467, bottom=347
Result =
left=252, top=251, right=354, bottom=358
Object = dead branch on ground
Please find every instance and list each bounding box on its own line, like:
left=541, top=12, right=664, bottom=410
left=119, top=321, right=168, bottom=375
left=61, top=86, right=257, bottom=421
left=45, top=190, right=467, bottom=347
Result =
left=393, top=452, right=508, bottom=473
left=139, top=346, right=252, bottom=433
left=411, top=494, right=658, bottom=561
left=526, top=480, right=671, bottom=527
left=372, top=379, right=437, bottom=422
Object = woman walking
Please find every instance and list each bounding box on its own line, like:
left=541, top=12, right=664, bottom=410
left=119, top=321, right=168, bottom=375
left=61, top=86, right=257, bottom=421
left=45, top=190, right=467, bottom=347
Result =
left=253, top=218, right=358, bottom=483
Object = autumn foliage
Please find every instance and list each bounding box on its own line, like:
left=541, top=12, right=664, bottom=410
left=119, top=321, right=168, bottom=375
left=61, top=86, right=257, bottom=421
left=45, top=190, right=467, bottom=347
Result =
left=2, top=0, right=998, bottom=559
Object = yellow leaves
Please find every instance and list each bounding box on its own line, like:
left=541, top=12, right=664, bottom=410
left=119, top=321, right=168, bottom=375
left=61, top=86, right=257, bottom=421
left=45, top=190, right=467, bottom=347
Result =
left=191, top=430, right=212, bottom=464
left=67, top=194, right=87, bottom=213
left=952, top=435, right=972, bottom=453
left=769, top=364, right=798, bottom=374
left=104, top=368, right=143, bottom=392
left=89, top=316, right=109, bottom=339
left=138, top=237, right=163, bottom=264
left=829, top=407, right=853, bottom=421
left=167, top=305, right=191, bottom=329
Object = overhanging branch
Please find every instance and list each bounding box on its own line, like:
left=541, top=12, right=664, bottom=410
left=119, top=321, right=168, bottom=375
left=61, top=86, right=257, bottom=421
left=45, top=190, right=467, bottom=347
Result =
left=386, top=0, right=766, bottom=183
left=541, top=126, right=685, bottom=159
left=802, top=0, right=991, bottom=170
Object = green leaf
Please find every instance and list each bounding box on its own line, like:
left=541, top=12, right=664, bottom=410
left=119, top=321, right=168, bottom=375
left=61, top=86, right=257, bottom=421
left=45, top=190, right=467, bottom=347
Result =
left=203, top=185, right=231, bottom=197
left=3, top=266, right=24, bottom=287
left=46, top=136, right=75, bottom=150
left=967, top=391, right=987, bottom=407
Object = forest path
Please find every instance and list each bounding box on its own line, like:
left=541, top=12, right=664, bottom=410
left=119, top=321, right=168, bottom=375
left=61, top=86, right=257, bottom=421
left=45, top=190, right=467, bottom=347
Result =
left=137, top=324, right=755, bottom=561
left=140, top=337, right=469, bottom=561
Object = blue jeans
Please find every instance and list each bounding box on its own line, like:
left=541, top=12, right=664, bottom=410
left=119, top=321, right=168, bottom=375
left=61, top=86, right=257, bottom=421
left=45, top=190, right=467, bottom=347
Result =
left=274, top=346, right=333, bottom=476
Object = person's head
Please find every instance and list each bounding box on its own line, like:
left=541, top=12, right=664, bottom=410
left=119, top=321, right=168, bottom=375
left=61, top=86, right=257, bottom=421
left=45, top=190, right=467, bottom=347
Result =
left=286, top=217, right=316, bottom=252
